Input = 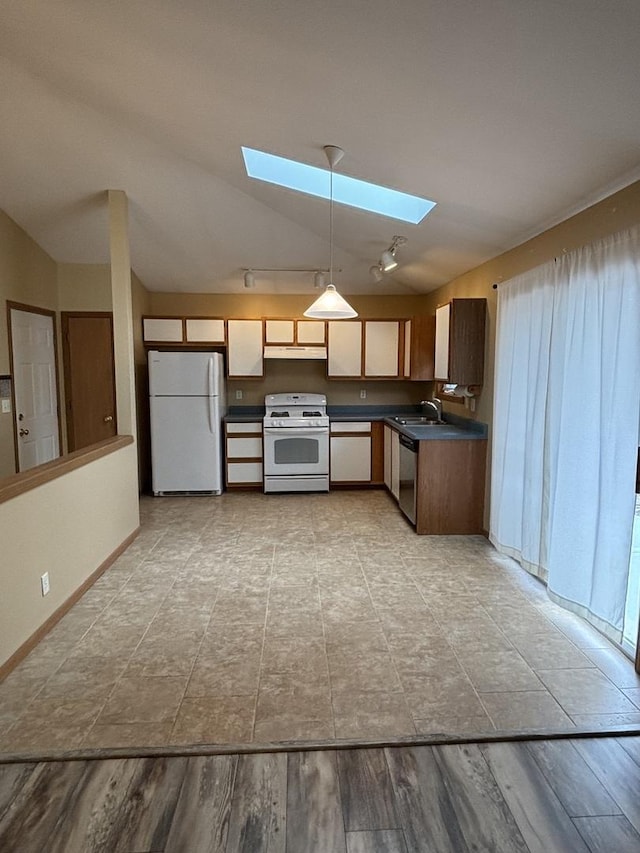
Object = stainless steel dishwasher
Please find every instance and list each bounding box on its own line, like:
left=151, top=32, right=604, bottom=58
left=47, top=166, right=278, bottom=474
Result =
left=398, top=434, right=418, bottom=525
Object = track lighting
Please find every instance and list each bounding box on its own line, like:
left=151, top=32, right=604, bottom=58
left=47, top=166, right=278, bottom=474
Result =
left=244, top=270, right=255, bottom=288
left=377, top=235, right=407, bottom=275
left=369, top=264, right=383, bottom=282
left=314, top=270, right=326, bottom=289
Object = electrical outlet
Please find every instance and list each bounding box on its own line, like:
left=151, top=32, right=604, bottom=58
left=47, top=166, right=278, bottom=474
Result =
left=1, top=399, right=10, bottom=414
left=360, top=389, right=367, bottom=399
left=235, top=389, right=243, bottom=400
left=40, top=572, right=50, bottom=596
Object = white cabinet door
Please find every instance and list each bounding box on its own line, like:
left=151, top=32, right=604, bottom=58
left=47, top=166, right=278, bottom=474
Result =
left=403, top=320, right=412, bottom=378
left=327, top=321, right=362, bottom=377
left=330, top=435, right=371, bottom=482
left=364, top=321, right=399, bottom=377
left=391, top=429, right=400, bottom=499
left=265, top=319, right=294, bottom=343
left=296, top=320, right=326, bottom=344
left=143, top=317, right=183, bottom=342
left=434, top=303, right=451, bottom=380
left=227, top=320, right=264, bottom=377
left=185, top=318, right=225, bottom=343
left=383, top=426, right=400, bottom=499
left=383, top=425, right=392, bottom=490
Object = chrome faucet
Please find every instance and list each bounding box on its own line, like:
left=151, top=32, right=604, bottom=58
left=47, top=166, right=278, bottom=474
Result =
left=420, top=398, right=442, bottom=421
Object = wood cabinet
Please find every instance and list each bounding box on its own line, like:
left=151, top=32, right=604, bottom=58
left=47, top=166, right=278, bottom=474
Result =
left=225, top=421, right=263, bottom=488
left=327, top=321, right=362, bottom=377
left=434, top=299, right=486, bottom=385
left=403, top=316, right=435, bottom=381
left=330, top=422, right=371, bottom=483
left=227, top=320, right=264, bottom=378
left=416, top=438, right=486, bottom=534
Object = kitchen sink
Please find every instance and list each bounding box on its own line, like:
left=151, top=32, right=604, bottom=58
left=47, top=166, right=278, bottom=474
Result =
left=393, top=416, right=447, bottom=426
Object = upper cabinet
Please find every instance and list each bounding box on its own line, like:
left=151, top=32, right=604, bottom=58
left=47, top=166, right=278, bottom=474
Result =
left=264, top=319, right=294, bottom=344
left=142, top=317, right=184, bottom=343
left=327, top=320, right=362, bottom=377
left=434, top=298, right=486, bottom=385
left=296, top=320, right=326, bottom=345
left=364, top=321, right=400, bottom=377
left=403, top=316, right=435, bottom=381
left=227, top=319, right=264, bottom=378
left=327, top=319, right=404, bottom=378
left=185, top=318, right=225, bottom=343
left=143, top=316, right=225, bottom=344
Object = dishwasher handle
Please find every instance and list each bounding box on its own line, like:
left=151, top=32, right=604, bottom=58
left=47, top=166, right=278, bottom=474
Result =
left=399, top=434, right=419, bottom=453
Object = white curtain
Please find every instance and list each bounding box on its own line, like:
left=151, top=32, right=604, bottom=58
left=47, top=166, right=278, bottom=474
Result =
left=490, top=227, right=640, bottom=641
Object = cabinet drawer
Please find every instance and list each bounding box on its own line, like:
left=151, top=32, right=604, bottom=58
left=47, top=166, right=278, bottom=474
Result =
left=330, top=421, right=371, bottom=433
left=227, top=462, right=263, bottom=484
left=226, top=422, right=262, bottom=434
left=227, top=436, right=263, bottom=458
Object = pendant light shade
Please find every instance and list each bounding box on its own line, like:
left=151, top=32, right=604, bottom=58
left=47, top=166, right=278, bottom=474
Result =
left=304, top=284, right=357, bottom=319
left=304, top=145, right=357, bottom=320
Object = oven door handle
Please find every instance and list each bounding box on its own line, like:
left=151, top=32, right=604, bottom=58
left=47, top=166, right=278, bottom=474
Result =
left=263, top=427, right=329, bottom=436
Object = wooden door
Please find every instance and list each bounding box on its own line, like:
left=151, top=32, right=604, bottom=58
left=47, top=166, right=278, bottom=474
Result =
left=62, top=312, right=117, bottom=451
left=8, top=303, right=61, bottom=472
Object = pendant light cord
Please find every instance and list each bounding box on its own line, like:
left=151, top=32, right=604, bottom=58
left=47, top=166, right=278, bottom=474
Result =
left=329, top=164, right=334, bottom=284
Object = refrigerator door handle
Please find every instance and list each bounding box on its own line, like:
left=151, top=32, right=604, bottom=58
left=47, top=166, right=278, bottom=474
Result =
left=207, top=357, right=215, bottom=433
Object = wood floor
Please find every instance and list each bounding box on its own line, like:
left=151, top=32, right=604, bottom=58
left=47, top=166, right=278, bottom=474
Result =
left=1, top=734, right=639, bottom=852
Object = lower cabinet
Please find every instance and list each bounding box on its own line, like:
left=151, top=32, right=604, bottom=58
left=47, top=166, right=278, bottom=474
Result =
left=383, top=425, right=400, bottom=499
left=225, top=421, right=263, bottom=488
left=416, top=439, right=487, bottom=534
left=330, top=422, right=371, bottom=484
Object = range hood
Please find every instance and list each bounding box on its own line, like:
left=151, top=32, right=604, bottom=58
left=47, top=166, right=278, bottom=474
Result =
left=264, top=345, right=327, bottom=360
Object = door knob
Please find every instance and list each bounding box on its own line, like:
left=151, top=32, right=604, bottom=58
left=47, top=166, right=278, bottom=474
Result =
left=103, top=415, right=114, bottom=423
left=19, top=428, right=29, bottom=437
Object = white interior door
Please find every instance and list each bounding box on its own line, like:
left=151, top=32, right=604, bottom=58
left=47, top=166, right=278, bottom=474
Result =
left=10, top=308, right=60, bottom=471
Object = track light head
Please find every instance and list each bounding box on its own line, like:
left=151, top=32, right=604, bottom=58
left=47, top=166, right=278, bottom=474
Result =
left=314, top=270, right=326, bottom=289
left=380, top=250, right=398, bottom=272
left=369, top=264, right=384, bottom=282
left=244, top=270, right=256, bottom=288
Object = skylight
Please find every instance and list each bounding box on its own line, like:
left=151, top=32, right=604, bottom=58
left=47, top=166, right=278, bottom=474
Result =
left=241, top=147, right=436, bottom=225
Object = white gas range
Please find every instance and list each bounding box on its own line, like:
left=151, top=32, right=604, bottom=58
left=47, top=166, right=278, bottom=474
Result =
left=263, top=393, right=330, bottom=493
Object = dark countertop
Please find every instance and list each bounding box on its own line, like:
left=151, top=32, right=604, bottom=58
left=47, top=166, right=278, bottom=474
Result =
left=226, top=405, right=487, bottom=440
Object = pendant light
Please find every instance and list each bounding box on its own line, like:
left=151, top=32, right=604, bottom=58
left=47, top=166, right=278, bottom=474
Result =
left=304, top=146, right=357, bottom=320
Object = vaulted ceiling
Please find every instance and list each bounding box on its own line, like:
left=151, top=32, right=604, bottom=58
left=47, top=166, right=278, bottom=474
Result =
left=1, top=0, right=639, bottom=295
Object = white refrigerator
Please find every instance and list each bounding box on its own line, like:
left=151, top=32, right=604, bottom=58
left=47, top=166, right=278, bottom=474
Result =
left=148, top=351, right=226, bottom=495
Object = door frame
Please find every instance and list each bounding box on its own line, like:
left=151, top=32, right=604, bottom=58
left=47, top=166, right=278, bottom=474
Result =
left=61, top=311, right=117, bottom=452
left=6, top=300, right=63, bottom=472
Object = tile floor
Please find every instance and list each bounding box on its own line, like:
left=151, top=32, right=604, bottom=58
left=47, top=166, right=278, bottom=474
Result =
left=1, top=490, right=639, bottom=755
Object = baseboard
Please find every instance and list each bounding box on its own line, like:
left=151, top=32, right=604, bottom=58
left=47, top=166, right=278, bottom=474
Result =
left=0, top=526, right=140, bottom=682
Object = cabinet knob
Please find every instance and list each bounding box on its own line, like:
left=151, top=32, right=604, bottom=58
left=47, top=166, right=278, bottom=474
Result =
left=103, top=415, right=114, bottom=423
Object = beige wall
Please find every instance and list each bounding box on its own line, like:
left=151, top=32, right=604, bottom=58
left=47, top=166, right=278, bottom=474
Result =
left=0, top=443, right=139, bottom=664
left=0, top=205, right=142, bottom=669
left=422, top=179, right=640, bottom=527
left=0, top=211, right=59, bottom=478
left=57, top=263, right=113, bottom=312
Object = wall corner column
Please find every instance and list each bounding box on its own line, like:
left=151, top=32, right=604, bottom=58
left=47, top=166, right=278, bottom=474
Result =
left=108, top=190, right=138, bottom=470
